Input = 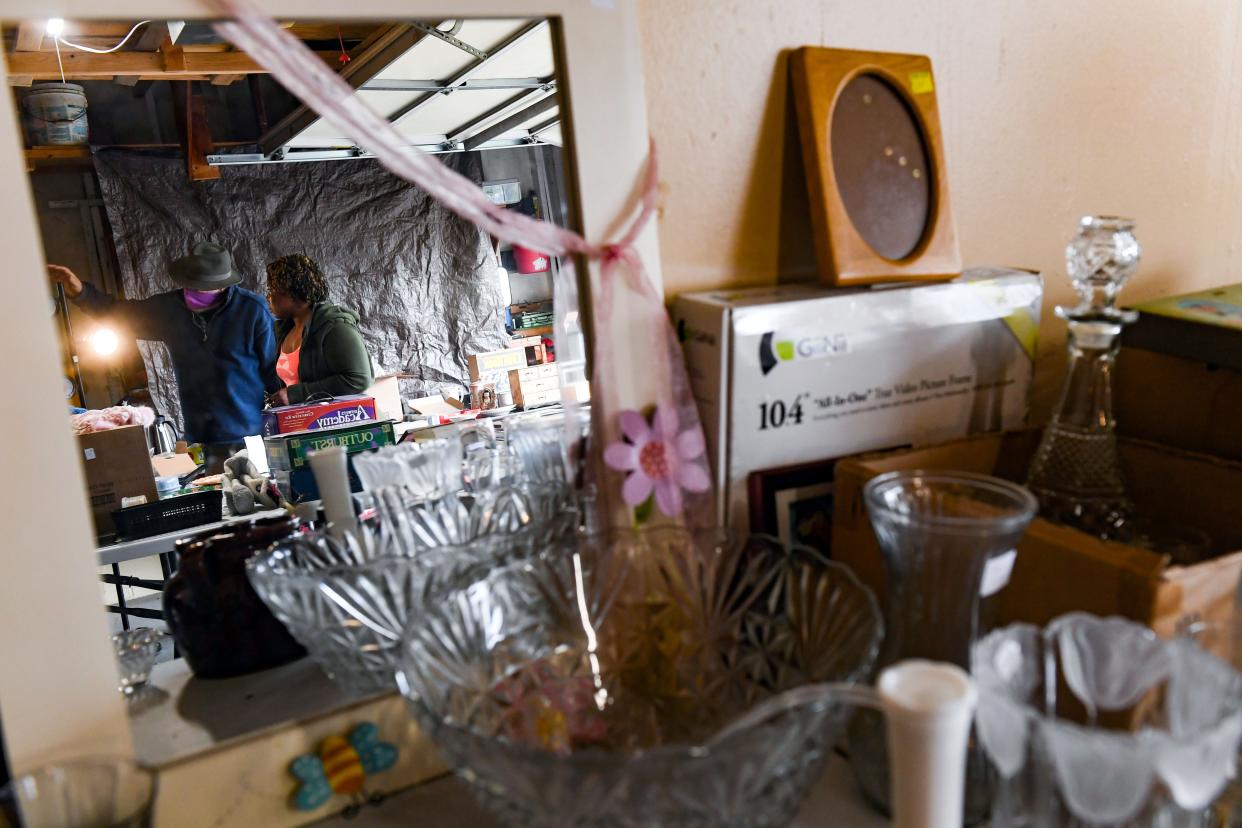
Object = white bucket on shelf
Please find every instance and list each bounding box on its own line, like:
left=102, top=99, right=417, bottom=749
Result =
left=21, top=82, right=89, bottom=146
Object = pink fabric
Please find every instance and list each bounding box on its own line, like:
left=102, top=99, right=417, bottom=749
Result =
left=209, top=0, right=713, bottom=524
left=71, top=405, right=155, bottom=435
left=276, top=346, right=300, bottom=388
left=183, top=288, right=224, bottom=311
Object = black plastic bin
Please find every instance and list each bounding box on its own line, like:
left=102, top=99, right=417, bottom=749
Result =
left=111, top=491, right=223, bottom=541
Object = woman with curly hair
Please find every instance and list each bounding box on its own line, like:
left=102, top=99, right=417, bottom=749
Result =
left=266, top=254, right=373, bottom=406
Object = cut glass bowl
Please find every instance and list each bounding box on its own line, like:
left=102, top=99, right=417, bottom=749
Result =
left=974, top=612, right=1242, bottom=826
left=396, top=529, right=883, bottom=827
left=247, top=487, right=575, bottom=698
left=111, top=627, right=163, bottom=695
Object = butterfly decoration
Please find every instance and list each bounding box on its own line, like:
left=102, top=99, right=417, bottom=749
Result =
left=290, top=722, right=398, bottom=815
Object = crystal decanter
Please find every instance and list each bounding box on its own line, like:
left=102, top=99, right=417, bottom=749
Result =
left=1026, top=215, right=1140, bottom=538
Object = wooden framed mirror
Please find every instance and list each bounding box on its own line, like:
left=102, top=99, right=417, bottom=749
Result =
left=791, top=46, right=960, bottom=286
left=0, top=0, right=660, bottom=813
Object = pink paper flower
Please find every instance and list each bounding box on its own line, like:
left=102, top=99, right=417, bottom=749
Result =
left=604, top=409, right=711, bottom=516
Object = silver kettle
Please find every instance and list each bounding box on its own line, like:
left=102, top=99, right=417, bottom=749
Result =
left=149, top=414, right=179, bottom=455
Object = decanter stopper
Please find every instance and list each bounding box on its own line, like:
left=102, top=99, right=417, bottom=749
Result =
left=1061, top=215, right=1140, bottom=324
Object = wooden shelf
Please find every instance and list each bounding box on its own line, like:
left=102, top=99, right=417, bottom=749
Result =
left=25, top=144, right=91, bottom=171
left=512, top=325, right=553, bottom=338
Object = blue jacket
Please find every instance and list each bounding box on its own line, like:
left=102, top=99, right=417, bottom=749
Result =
left=75, top=284, right=280, bottom=443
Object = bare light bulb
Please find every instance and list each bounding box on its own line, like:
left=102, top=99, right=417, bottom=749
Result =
left=89, top=327, right=119, bottom=356
left=45, top=18, right=65, bottom=37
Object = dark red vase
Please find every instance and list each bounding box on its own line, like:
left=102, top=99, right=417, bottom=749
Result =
left=163, top=515, right=306, bottom=678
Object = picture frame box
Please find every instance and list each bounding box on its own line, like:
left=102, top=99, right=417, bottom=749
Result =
left=790, top=46, right=961, bottom=286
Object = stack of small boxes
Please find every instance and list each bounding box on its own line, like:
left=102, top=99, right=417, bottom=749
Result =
left=467, top=335, right=560, bottom=409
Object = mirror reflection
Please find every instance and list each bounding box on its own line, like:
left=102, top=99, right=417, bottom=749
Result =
left=6, top=13, right=579, bottom=742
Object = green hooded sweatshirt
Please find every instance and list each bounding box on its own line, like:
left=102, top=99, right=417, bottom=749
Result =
left=274, top=303, right=374, bottom=403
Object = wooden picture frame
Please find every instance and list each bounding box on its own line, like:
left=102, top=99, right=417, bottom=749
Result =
left=747, top=459, right=837, bottom=555
left=790, top=47, right=960, bottom=286
left=0, top=0, right=661, bottom=777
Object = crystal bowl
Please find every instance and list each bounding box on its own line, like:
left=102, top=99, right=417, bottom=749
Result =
left=247, top=491, right=569, bottom=698
left=111, top=628, right=163, bottom=695
left=396, top=530, right=883, bottom=827
left=974, top=612, right=1242, bottom=826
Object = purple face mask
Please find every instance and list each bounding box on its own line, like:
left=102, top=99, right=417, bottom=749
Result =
left=183, top=288, right=224, bottom=311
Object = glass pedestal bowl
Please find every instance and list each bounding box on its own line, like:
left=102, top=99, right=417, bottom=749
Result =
left=396, top=530, right=883, bottom=827
left=974, top=613, right=1242, bottom=826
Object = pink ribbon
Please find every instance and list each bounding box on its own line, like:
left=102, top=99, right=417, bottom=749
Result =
left=209, top=2, right=710, bottom=522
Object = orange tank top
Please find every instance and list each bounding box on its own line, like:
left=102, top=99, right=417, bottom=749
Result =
left=276, top=346, right=301, bottom=389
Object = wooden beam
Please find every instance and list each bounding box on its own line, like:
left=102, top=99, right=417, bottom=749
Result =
left=177, top=83, right=220, bottom=182
left=210, top=74, right=244, bottom=86
left=131, top=21, right=170, bottom=52
left=15, top=22, right=43, bottom=52
left=7, top=76, right=34, bottom=87
left=5, top=49, right=339, bottom=80
left=160, top=37, right=188, bottom=73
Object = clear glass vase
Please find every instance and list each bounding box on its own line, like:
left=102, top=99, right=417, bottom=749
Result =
left=848, top=470, right=1038, bottom=823
left=1025, top=216, right=1140, bottom=538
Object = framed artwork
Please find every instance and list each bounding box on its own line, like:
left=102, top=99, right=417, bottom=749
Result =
left=790, top=46, right=960, bottom=286
left=748, top=460, right=837, bottom=555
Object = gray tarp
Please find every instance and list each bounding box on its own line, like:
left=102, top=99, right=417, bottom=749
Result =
left=93, top=151, right=506, bottom=430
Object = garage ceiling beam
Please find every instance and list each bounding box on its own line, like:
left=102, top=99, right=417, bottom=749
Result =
left=361, top=77, right=551, bottom=93
left=387, top=19, right=548, bottom=127
left=446, top=84, right=556, bottom=144
left=15, top=22, right=43, bottom=52
left=527, top=116, right=560, bottom=138
left=5, top=48, right=340, bottom=80
left=462, top=95, right=558, bottom=151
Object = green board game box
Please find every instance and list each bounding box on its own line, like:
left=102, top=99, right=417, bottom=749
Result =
left=1125, top=283, right=1242, bottom=371
left=264, top=419, right=395, bottom=473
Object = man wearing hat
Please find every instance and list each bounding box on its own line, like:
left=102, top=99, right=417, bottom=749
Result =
left=48, top=242, right=280, bottom=468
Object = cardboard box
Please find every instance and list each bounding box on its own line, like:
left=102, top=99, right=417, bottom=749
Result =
left=1116, top=348, right=1242, bottom=461
left=365, top=375, right=404, bottom=422
left=261, top=395, right=376, bottom=437
left=831, top=430, right=1242, bottom=637
left=1123, top=282, right=1242, bottom=371
left=672, top=267, right=1043, bottom=533
left=77, top=425, right=158, bottom=537
left=264, top=420, right=395, bottom=473
left=467, top=348, right=528, bottom=381
left=1113, top=284, right=1242, bottom=461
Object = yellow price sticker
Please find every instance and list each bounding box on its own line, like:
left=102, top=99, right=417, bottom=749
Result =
left=909, top=71, right=934, bottom=95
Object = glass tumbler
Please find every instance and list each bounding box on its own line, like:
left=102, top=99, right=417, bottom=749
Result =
left=0, top=758, right=155, bottom=827
left=848, top=470, right=1038, bottom=823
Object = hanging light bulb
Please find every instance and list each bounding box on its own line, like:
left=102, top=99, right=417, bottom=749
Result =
left=89, top=327, right=119, bottom=356
left=45, top=18, right=64, bottom=37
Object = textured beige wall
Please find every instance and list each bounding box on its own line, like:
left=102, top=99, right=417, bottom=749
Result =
left=639, top=0, right=1242, bottom=411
